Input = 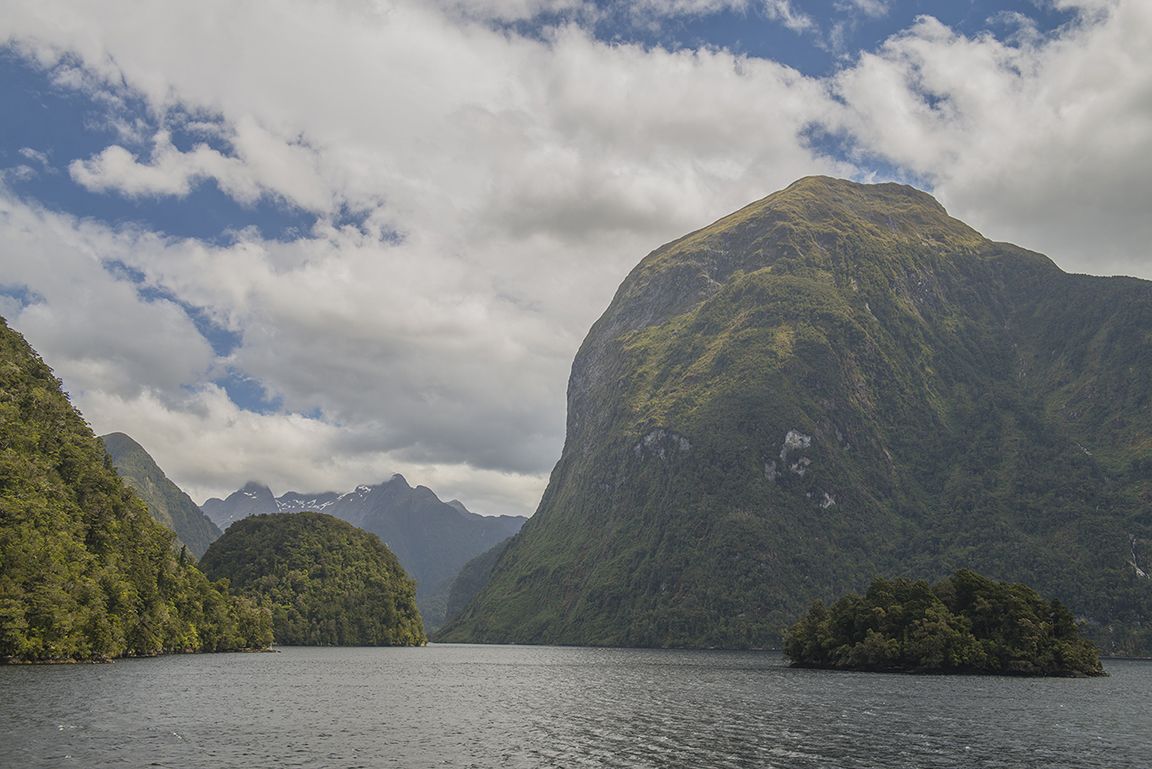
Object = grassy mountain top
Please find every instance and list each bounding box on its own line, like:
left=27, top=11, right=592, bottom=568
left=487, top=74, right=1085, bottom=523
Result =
left=647, top=175, right=986, bottom=273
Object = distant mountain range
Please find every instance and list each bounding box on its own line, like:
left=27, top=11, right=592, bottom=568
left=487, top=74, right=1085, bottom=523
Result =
left=202, top=476, right=527, bottom=629
left=101, top=432, right=222, bottom=560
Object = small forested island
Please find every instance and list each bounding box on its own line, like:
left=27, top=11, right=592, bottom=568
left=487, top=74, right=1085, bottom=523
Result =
left=783, top=570, right=1105, bottom=677
left=199, top=512, right=426, bottom=646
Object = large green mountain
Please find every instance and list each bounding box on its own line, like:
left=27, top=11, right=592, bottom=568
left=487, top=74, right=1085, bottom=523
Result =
left=101, top=432, right=222, bottom=559
left=436, top=176, right=1152, bottom=653
left=0, top=318, right=271, bottom=661
left=199, top=512, right=426, bottom=646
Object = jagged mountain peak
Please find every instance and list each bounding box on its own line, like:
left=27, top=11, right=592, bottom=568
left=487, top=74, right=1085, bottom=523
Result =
left=200, top=474, right=527, bottom=632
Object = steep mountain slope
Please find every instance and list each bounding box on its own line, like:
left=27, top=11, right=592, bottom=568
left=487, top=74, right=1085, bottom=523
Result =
left=441, top=536, right=515, bottom=626
left=437, top=176, right=1152, bottom=653
left=101, top=432, right=222, bottom=559
left=201, top=475, right=526, bottom=629
left=0, top=318, right=271, bottom=661
left=199, top=512, right=425, bottom=646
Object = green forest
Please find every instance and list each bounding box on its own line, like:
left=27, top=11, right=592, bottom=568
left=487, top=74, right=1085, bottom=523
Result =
left=783, top=570, right=1104, bottom=676
left=199, top=512, right=426, bottom=646
left=101, top=431, right=222, bottom=559
left=0, top=318, right=272, bottom=662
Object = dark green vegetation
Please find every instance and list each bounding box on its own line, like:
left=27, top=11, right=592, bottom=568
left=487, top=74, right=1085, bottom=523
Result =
left=199, top=512, right=426, bottom=646
left=442, top=536, right=514, bottom=626
left=784, top=570, right=1104, bottom=676
left=101, top=432, right=221, bottom=559
left=0, top=318, right=271, bottom=662
left=437, top=176, right=1152, bottom=653
left=202, top=476, right=525, bottom=631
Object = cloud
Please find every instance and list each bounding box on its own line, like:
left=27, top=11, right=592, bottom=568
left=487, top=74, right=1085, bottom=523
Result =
left=834, top=0, right=890, bottom=20
left=831, top=0, right=1152, bottom=277
left=0, top=186, right=562, bottom=514
left=0, top=191, right=216, bottom=398
left=1, top=0, right=1150, bottom=517
left=761, top=0, right=817, bottom=33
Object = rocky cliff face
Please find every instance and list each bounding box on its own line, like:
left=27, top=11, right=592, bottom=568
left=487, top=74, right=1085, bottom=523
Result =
left=437, top=177, right=1152, bottom=653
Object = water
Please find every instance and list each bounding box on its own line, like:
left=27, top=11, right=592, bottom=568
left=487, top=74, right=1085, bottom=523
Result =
left=2, top=645, right=1148, bottom=768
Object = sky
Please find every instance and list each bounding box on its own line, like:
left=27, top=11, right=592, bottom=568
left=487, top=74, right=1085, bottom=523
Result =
left=1, top=0, right=1150, bottom=517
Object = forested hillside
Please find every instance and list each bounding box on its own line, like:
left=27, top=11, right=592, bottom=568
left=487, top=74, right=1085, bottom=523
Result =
left=199, top=512, right=426, bottom=646
left=0, top=318, right=271, bottom=661
left=437, top=177, right=1152, bottom=653
left=101, top=432, right=221, bottom=559
left=202, top=475, right=525, bottom=630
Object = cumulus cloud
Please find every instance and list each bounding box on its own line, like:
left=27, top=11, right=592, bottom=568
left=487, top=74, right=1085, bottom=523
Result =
left=831, top=0, right=1152, bottom=277
left=0, top=0, right=1150, bottom=517
left=0, top=191, right=216, bottom=398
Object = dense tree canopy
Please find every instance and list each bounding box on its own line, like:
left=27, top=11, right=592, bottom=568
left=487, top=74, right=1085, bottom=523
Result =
left=783, top=570, right=1104, bottom=676
left=0, top=318, right=271, bottom=661
left=200, top=512, right=426, bottom=646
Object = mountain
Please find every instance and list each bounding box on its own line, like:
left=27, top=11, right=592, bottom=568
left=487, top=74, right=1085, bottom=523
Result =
left=436, top=176, right=1152, bottom=654
left=201, top=475, right=526, bottom=629
left=201, top=481, right=281, bottom=528
left=100, top=432, right=222, bottom=559
left=441, top=536, right=515, bottom=626
left=0, top=317, right=271, bottom=661
left=199, top=512, right=426, bottom=646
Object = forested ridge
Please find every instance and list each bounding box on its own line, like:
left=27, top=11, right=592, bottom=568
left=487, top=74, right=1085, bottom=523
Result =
left=199, top=512, right=426, bottom=646
left=0, top=318, right=271, bottom=661
left=101, top=431, right=222, bottom=560
left=784, top=570, right=1104, bottom=676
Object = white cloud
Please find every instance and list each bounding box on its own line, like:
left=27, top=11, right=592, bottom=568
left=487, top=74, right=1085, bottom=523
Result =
left=0, top=191, right=216, bottom=398
left=832, top=0, right=1152, bottom=277
left=1, top=0, right=1150, bottom=517
left=761, top=0, right=817, bottom=33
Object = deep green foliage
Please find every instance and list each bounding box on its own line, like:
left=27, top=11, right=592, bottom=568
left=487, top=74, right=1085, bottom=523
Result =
left=0, top=318, right=272, bottom=661
left=441, top=535, right=514, bottom=626
left=101, top=432, right=222, bottom=559
left=199, top=512, right=426, bottom=646
left=438, top=177, right=1152, bottom=652
left=783, top=570, right=1104, bottom=676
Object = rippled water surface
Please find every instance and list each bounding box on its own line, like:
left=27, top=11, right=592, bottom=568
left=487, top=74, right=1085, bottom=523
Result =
left=2, top=645, right=1148, bottom=768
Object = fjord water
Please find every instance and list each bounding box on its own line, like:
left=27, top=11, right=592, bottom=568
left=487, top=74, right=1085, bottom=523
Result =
left=3, top=646, right=1147, bottom=768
